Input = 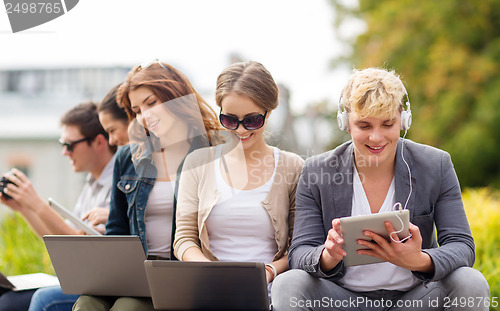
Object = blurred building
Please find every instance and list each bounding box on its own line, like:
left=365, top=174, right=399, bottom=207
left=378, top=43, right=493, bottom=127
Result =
left=0, top=66, right=130, bottom=210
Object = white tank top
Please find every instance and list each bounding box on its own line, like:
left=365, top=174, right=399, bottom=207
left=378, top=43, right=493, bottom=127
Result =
left=205, top=146, right=279, bottom=263
left=144, top=181, right=174, bottom=258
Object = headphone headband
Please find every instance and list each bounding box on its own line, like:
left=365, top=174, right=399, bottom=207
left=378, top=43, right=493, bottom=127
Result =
left=337, top=86, right=412, bottom=131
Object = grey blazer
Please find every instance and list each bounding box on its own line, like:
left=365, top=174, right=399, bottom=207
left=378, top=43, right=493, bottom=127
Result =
left=289, top=138, right=475, bottom=283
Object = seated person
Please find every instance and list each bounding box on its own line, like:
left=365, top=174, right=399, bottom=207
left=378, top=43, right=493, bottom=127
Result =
left=173, top=61, right=304, bottom=291
left=0, top=102, right=116, bottom=311
left=73, top=60, right=222, bottom=311
left=27, top=85, right=130, bottom=311
left=271, top=68, right=490, bottom=310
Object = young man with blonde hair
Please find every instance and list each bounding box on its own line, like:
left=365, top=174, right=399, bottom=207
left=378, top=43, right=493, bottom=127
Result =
left=272, top=68, right=489, bottom=310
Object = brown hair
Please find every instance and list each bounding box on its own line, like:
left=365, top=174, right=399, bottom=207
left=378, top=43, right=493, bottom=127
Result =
left=117, top=62, right=220, bottom=145
left=215, top=61, right=279, bottom=112
left=60, top=101, right=116, bottom=153
left=98, top=83, right=130, bottom=123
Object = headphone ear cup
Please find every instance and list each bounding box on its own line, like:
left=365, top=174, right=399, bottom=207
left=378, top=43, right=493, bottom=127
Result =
left=337, top=111, right=349, bottom=131
left=401, top=109, right=412, bottom=130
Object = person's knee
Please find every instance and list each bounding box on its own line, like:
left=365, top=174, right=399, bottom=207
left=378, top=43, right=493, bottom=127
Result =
left=73, top=295, right=111, bottom=311
left=110, top=297, right=155, bottom=311
left=443, top=267, right=490, bottom=296
left=273, top=269, right=315, bottom=296
left=272, top=269, right=318, bottom=310
left=30, top=286, right=56, bottom=306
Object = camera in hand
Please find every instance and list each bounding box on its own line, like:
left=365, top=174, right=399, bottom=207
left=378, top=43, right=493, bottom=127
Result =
left=0, top=177, right=14, bottom=200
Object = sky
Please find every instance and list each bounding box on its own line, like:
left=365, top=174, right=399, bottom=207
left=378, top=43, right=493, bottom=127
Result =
left=0, top=0, right=355, bottom=113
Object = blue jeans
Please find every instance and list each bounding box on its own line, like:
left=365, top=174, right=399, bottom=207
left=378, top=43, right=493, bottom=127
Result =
left=271, top=267, right=490, bottom=311
left=28, top=286, right=79, bottom=311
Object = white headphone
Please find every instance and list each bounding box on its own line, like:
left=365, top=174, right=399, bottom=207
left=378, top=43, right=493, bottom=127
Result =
left=337, top=87, right=412, bottom=131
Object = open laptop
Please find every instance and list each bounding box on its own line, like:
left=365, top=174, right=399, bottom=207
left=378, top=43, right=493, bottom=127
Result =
left=48, top=197, right=102, bottom=235
left=0, top=271, right=59, bottom=291
left=43, top=235, right=150, bottom=297
left=144, top=260, right=270, bottom=311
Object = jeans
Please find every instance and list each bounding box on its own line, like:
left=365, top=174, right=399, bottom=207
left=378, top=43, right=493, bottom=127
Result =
left=28, top=286, right=80, bottom=311
left=271, top=267, right=490, bottom=311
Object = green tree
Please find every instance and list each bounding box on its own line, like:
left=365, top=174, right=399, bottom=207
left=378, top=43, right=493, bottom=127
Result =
left=331, top=0, right=500, bottom=187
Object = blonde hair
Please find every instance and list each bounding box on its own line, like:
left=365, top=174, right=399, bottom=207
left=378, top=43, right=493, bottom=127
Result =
left=341, top=68, right=407, bottom=119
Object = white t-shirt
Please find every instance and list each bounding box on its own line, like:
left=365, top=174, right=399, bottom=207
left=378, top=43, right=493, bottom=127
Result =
left=338, top=165, right=420, bottom=292
left=144, top=181, right=174, bottom=258
left=205, top=147, right=279, bottom=263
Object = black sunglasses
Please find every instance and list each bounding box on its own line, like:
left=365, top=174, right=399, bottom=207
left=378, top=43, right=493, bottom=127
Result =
left=58, top=137, right=92, bottom=152
left=219, top=111, right=268, bottom=131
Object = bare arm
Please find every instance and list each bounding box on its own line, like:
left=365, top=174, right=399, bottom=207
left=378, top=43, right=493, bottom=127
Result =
left=2, top=169, right=81, bottom=236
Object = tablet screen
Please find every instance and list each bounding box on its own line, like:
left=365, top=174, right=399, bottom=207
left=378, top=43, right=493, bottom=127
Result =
left=339, top=209, right=410, bottom=267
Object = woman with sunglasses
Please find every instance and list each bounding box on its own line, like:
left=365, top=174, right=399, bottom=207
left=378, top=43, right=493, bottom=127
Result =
left=73, top=60, right=221, bottom=311
left=174, top=61, right=304, bottom=289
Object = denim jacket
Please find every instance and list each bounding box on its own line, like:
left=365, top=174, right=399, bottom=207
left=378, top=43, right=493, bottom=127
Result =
left=105, top=144, right=158, bottom=255
left=105, top=135, right=210, bottom=258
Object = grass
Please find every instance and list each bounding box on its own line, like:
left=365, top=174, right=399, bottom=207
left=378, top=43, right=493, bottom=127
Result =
left=463, top=188, right=500, bottom=310
left=0, top=211, right=54, bottom=276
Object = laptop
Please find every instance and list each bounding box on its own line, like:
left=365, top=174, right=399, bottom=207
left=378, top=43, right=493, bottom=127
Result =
left=48, top=197, right=102, bottom=235
left=0, top=271, right=59, bottom=291
left=43, top=235, right=150, bottom=297
left=144, top=260, right=270, bottom=311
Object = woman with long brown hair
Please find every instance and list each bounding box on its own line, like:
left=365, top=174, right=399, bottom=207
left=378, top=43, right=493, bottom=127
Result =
left=73, top=60, right=221, bottom=310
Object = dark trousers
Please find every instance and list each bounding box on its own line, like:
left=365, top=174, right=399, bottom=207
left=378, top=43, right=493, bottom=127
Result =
left=0, top=289, right=36, bottom=311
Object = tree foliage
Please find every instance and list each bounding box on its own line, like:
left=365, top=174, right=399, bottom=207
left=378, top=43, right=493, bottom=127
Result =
left=330, top=0, right=500, bottom=187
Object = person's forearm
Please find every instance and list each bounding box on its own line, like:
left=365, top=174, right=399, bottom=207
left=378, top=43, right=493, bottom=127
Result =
left=182, top=246, right=211, bottom=262
left=19, top=208, right=52, bottom=238
left=319, top=248, right=341, bottom=273
left=34, top=202, right=81, bottom=235
left=412, top=252, right=435, bottom=274
left=270, top=256, right=289, bottom=276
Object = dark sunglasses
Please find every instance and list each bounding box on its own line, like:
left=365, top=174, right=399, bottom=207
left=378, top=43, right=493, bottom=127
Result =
left=58, top=137, right=92, bottom=152
left=219, top=111, right=268, bottom=131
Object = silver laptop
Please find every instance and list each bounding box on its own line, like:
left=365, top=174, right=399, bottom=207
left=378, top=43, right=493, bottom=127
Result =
left=144, top=260, right=270, bottom=311
left=43, top=235, right=150, bottom=297
left=0, top=271, right=59, bottom=291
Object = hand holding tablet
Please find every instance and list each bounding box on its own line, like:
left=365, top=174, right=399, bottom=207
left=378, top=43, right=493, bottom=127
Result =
left=48, top=198, right=102, bottom=236
left=339, top=209, right=411, bottom=267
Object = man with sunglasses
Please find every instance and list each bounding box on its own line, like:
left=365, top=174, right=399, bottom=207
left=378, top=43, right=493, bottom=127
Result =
left=0, top=102, right=116, bottom=311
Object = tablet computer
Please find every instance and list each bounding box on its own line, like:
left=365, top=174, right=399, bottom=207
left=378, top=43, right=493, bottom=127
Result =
left=339, top=209, right=410, bottom=267
left=48, top=197, right=102, bottom=235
